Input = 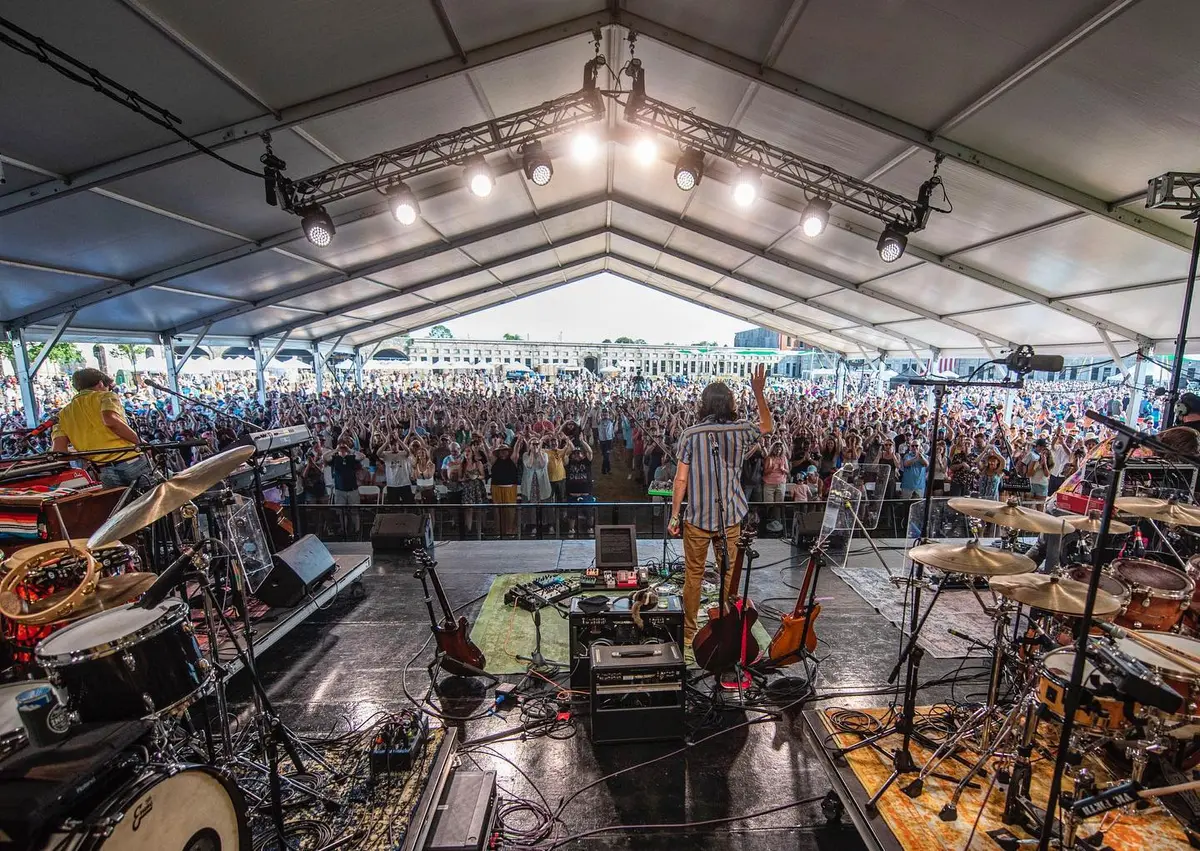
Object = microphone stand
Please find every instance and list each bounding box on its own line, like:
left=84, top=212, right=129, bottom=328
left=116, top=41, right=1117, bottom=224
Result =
left=1035, top=410, right=1200, bottom=850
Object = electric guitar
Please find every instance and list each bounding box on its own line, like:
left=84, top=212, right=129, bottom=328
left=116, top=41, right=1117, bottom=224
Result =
left=413, top=548, right=487, bottom=676
left=767, top=547, right=822, bottom=666
left=693, top=528, right=760, bottom=674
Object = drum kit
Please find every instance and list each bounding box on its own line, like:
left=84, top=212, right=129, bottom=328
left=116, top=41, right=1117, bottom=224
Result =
left=0, top=445, right=317, bottom=850
left=897, top=495, right=1200, bottom=844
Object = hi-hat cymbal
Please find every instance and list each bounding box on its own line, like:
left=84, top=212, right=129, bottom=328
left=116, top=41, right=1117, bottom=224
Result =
left=908, top=541, right=1036, bottom=576
left=947, top=497, right=1070, bottom=535
left=0, top=572, right=156, bottom=625
left=1115, top=497, right=1200, bottom=527
left=1064, top=511, right=1133, bottom=535
left=88, top=445, right=255, bottom=548
left=989, top=573, right=1122, bottom=617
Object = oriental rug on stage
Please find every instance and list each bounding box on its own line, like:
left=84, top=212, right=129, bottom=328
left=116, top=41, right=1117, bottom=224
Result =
left=817, top=706, right=1192, bottom=850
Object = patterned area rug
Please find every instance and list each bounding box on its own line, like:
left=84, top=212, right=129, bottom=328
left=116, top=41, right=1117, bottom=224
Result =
left=830, top=560, right=995, bottom=658
left=819, top=706, right=1193, bottom=849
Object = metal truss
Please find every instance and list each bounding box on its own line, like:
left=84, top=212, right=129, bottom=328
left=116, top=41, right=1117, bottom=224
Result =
left=617, top=62, right=927, bottom=231
left=1147, top=172, right=1200, bottom=212
left=278, top=85, right=605, bottom=211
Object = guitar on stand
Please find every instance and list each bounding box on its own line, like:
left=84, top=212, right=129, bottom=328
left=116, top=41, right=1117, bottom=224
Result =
left=412, top=548, right=492, bottom=684
left=693, top=527, right=760, bottom=681
left=766, top=545, right=822, bottom=667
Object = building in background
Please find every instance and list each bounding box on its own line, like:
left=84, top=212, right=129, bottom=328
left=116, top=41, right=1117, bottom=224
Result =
left=733, top=327, right=806, bottom=350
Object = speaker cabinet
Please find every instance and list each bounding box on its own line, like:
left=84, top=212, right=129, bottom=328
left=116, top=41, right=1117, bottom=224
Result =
left=255, top=534, right=337, bottom=608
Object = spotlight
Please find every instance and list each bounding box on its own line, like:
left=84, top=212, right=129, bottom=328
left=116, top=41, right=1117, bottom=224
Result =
left=633, top=136, right=657, bottom=167
left=732, top=169, right=760, bottom=207
left=572, top=131, right=600, bottom=163
left=800, top=197, right=831, bottom=238
left=521, top=141, right=553, bottom=187
left=299, top=204, right=335, bottom=247
left=876, top=222, right=909, bottom=263
left=674, top=149, right=704, bottom=191
left=464, top=155, right=493, bottom=198
left=387, top=183, right=419, bottom=225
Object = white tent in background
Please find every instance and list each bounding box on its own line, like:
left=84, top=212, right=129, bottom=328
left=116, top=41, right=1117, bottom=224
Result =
left=810, top=368, right=836, bottom=376
left=503, top=362, right=532, bottom=373
left=216, top=357, right=257, bottom=372
left=598, top=365, right=621, bottom=375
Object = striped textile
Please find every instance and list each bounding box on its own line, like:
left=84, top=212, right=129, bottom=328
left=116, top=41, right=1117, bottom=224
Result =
left=677, top=419, right=763, bottom=531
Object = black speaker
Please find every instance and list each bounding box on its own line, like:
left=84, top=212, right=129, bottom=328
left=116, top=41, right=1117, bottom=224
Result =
left=255, top=534, right=337, bottom=608
left=370, top=512, right=433, bottom=553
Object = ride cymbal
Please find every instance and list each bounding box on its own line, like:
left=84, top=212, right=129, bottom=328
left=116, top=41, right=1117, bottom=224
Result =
left=1114, top=497, right=1200, bottom=528
left=0, top=572, right=157, bottom=625
left=88, top=445, right=255, bottom=548
left=947, top=497, right=1070, bottom=535
left=908, top=541, right=1036, bottom=576
left=989, top=573, right=1122, bottom=617
left=1064, top=511, right=1133, bottom=535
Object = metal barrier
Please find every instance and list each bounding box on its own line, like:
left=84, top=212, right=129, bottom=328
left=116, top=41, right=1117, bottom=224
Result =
left=294, top=491, right=1050, bottom=543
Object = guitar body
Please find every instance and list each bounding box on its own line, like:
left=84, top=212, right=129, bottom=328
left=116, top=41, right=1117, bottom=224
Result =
left=433, top=615, right=487, bottom=676
left=694, top=531, right=761, bottom=674
left=768, top=603, right=821, bottom=666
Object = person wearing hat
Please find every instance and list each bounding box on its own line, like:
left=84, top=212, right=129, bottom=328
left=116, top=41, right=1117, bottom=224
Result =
left=489, top=443, right=520, bottom=537
left=51, top=368, right=149, bottom=489
left=1174, top=392, right=1200, bottom=433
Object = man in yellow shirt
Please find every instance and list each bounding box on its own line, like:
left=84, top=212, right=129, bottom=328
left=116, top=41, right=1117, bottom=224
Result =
left=51, top=369, right=149, bottom=489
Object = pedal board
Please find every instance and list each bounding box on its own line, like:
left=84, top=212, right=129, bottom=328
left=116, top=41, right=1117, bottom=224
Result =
left=579, top=567, right=648, bottom=590
left=504, top=574, right=584, bottom=611
left=368, top=714, right=428, bottom=779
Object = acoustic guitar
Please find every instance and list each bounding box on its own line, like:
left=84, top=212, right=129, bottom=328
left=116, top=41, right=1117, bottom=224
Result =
left=413, top=548, right=487, bottom=676
left=767, top=548, right=822, bottom=666
left=693, top=528, right=760, bottom=674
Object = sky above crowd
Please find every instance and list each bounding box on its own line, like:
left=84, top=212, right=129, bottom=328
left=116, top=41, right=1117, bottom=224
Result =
left=411, top=273, right=754, bottom=345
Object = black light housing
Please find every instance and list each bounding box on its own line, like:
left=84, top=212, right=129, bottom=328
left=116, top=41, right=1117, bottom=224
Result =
left=876, top=222, right=909, bottom=263
left=521, top=141, right=553, bottom=187
left=673, top=149, right=704, bottom=191
left=387, top=183, right=419, bottom=225
left=300, top=204, right=335, bottom=247
left=800, top=197, right=831, bottom=238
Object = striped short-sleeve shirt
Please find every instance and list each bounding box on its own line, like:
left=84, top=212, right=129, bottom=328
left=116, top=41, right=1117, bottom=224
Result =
left=678, top=419, right=763, bottom=532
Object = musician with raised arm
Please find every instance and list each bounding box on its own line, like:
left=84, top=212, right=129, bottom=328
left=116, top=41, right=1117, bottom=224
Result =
left=669, top=365, right=774, bottom=647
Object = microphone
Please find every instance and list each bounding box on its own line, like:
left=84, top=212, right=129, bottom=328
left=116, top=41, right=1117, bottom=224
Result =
left=138, top=541, right=205, bottom=609
left=141, top=378, right=174, bottom=395
left=1002, top=345, right=1064, bottom=375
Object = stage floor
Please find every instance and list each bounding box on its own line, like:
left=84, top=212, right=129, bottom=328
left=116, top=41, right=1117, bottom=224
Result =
left=233, top=537, right=977, bottom=850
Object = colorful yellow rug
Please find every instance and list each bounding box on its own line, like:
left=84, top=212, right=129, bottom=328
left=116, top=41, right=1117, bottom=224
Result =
left=820, top=706, right=1193, bottom=850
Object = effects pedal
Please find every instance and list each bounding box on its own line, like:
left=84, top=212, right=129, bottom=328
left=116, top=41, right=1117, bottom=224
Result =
left=504, top=574, right=583, bottom=611
left=369, top=714, right=428, bottom=779
left=580, top=567, right=648, bottom=590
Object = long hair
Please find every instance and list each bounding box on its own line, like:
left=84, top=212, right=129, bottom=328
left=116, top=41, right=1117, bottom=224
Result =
left=697, top=381, right=736, bottom=423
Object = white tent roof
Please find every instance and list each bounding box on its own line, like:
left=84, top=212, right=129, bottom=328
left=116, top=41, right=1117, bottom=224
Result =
left=1, top=2, right=1196, bottom=362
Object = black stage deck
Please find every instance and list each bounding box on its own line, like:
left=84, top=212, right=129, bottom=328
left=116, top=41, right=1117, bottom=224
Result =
left=232, top=538, right=971, bottom=850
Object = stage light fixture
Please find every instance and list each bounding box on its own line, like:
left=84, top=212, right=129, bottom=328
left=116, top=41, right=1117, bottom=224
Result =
left=521, top=141, right=553, bottom=187
left=732, top=169, right=760, bottom=207
left=572, top=130, right=600, bottom=163
left=876, top=222, right=909, bottom=263
left=800, top=197, right=831, bottom=238
left=464, top=155, right=494, bottom=198
left=387, top=183, right=419, bottom=225
left=633, top=136, right=657, bottom=166
left=299, top=204, right=335, bottom=247
left=673, top=149, right=704, bottom=191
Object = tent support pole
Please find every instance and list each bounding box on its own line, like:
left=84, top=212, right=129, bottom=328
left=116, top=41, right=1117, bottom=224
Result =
left=1165, top=216, right=1200, bottom=428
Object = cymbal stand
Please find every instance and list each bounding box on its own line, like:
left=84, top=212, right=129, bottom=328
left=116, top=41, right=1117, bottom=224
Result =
left=903, top=598, right=1017, bottom=798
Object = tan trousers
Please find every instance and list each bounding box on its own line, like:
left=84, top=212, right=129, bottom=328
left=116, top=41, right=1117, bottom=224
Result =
left=682, top=520, right=741, bottom=642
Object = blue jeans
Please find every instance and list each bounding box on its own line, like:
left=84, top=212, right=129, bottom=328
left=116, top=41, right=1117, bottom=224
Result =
left=98, top=456, right=151, bottom=489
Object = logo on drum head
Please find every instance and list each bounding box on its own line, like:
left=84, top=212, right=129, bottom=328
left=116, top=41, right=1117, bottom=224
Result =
left=132, top=797, right=153, bottom=831
left=46, top=706, right=71, bottom=735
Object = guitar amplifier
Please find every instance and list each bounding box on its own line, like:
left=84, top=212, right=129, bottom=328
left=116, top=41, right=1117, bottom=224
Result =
left=567, top=595, right=683, bottom=690
left=589, top=643, right=685, bottom=745
left=370, top=512, right=433, bottom=553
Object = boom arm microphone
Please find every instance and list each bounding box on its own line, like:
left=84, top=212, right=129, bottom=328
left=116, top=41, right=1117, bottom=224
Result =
left=1003, top=345, right=1064, bottom=375
left=138, top=540, right=206, bottom=609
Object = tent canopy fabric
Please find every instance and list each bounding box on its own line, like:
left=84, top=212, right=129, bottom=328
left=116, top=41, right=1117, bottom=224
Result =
left=1, top=3, right=1196, bottom=362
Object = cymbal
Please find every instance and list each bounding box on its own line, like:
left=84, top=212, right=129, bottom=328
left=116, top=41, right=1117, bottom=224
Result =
left=0, top=572, right=156, bottom=625
left=947, top=497, right=1070, bottom=535
left=908, top=541, right=1036, bottom=576
left=88, top=445, right=255, bottom=548
left=989, top=573, right=1123, bottom=617
left=1064, top=511, right=1133, bottom=535
left=1114, top=497, right=1200, bottom=527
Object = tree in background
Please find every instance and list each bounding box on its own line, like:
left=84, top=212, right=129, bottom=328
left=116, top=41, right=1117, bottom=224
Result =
left=112, top=343, right=146, bottom=379
left=0, top=341, right=83, bottom=373
left=429, top=325, right=453, bottom=339
left=602, top=338, right=612, bottom=343
left=502, top=333, right=522, bottom=341
left=614, top=337, right=648, bottom=344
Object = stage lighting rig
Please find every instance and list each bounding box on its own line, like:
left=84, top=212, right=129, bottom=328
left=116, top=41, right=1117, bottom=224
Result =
left=732, top=169, right=760, bottom=207
left=619, top=58, right=931, bottom=233
left=387, top=183, right=419, bottom=225
left=674, top=149, right=704, bottom=191
left=300, top=205, right=335, bottom=247
left=464, top=155, right=494, bottom=198
left=521, top=141, right=553, bottom=186
left=634, top=136, right=657, bottom=166
left=572, top=131, right=600, bottom=163
left=876, top=223, right=909, bottom=263
left=1147, top=172, right=1200, bottom=213
left=800, top=197, right=831, bottom=237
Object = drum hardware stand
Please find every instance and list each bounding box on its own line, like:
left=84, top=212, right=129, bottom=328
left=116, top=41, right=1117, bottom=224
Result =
left=1039, top=410, right=1200, bottom=851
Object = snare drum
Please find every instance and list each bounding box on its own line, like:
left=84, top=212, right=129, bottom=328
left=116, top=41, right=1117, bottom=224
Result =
left=1111, top=557, right=1193, bottom=632
left=1115, top=631, right=1200, bottom=721
left=0, top=679, right=50, bottom=757
left=36, top=764, right=249, bottom=851
left=35, top=600, right=208, bottom=723
left=1036, top=646, right=1130, bottom=732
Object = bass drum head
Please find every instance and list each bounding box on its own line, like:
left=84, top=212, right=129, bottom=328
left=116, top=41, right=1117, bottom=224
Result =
left=62, top=766, right=248, bottom=851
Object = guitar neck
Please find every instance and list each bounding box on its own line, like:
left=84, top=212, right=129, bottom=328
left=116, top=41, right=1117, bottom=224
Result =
left=421, top=551, right=457, bottom=623
left=790, top=550, right=820, bottom=618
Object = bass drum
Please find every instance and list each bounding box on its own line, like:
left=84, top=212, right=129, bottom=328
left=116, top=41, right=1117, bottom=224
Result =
left=38, top=765, right=248, bottom=851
